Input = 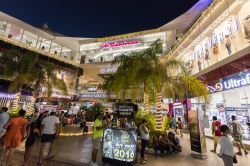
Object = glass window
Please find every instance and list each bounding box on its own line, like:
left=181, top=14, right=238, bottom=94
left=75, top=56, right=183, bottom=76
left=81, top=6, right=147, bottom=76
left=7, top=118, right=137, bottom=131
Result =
left=61, top=47, right=72, bottom=59
left=223, top=87, right=246, bottom=107
left=7, top=24, right=23, bottom=41
left=0, top=20, right=7, bottom=35
left=49, top=42, right=62, bottom=55
left=39, top=39, right=51, bottom=52
left=22, top=31, right=38, bottom=47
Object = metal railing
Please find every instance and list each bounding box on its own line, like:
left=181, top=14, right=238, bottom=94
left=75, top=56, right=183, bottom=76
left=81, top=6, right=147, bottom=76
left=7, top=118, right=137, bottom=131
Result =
left=0, top=34, right=80, bottom=67
left=166, top=0, right=222, bottom=58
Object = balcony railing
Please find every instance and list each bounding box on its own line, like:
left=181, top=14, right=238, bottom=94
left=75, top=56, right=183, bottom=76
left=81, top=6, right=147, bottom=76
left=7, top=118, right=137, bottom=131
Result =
left=166, top=0, right=221, bottom=57
left=0, top=33, right=80, bottom=67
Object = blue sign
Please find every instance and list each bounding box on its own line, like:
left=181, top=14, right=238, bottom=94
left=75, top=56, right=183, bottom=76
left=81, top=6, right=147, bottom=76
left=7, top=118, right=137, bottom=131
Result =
left=207, top=69, right=250, bottom=93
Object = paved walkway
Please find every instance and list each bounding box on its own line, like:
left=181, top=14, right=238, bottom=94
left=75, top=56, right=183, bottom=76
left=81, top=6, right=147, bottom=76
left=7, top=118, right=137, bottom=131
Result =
left=1, top=131, right=250, bottom=166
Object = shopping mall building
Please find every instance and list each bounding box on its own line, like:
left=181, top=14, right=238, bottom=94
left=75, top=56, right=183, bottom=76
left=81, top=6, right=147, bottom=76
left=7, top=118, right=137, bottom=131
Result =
left=169, top=0, right=250, bottom=143
left=1, top=0, right=250, bottom=143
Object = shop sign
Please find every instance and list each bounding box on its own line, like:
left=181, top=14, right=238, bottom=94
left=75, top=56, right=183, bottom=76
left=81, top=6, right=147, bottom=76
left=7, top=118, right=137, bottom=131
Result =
left=192, top=17, right=238, bottom=58
left=101, top=39, right=141, bottom=49
left=80, top=92, right=116, bottom=99
left=207, top=69, right=250, bottom=93
left=87, top=87, right=97, bottom=92
left=0, top=92, right=15, bottom=99
left=100, top=66, right=118, bottom=74
left=115, top=103, right=137, bottom=119
left=51, top=93, right=71, bottom=99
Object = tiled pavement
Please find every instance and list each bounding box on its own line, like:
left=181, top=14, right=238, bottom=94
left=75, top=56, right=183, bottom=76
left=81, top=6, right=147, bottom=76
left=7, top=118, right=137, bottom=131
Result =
left=0, top=150, right=79, bottom=166
left=1, top=129, right=250, bottom=166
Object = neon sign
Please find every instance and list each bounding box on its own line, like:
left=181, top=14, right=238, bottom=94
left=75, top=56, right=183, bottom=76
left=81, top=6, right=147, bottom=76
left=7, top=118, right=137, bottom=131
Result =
left=101, top=39, right=141, bottom=49
left=100, top=66, right=118, bottom=74
left=207, top=69, right=250, bottom=93
left=0, top=93, right=15, bottom=98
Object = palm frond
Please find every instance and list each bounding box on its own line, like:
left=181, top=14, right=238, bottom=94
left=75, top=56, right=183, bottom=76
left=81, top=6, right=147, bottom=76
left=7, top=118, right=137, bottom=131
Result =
left=0, top=49, right=68, bottom=98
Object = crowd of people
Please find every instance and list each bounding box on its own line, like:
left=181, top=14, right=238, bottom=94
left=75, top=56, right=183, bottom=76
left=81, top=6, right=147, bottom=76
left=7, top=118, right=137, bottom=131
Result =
left=0, top=107, right=61, bottom=166
left=210, top=115, right=249, bottom=166
left=90, top=112, right=183, bottom=165
left=1, top=106, right=250, bottom=166
left=152, top=132, right=182, bottom=156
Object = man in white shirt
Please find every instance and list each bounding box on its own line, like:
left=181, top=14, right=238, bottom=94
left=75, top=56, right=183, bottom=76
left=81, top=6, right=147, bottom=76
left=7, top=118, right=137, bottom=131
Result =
left=218, top=125, right=234, bottom=166
left=38, top=111, right=60, bottom=165
left=231, top=115, right=248, bottom=155
left=0, top=107, right=9, bottom=137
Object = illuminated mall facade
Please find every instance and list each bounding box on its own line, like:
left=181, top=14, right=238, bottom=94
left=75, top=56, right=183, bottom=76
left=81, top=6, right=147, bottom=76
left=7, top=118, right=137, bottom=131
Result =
left=0, top=0, right=250, bottom=143
left=169, top=0, right=250, bottom=143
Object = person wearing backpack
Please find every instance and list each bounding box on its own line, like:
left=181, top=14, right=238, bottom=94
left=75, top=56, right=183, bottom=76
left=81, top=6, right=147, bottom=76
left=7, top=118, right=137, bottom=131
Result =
left=211, top=116, right=221, bottom=153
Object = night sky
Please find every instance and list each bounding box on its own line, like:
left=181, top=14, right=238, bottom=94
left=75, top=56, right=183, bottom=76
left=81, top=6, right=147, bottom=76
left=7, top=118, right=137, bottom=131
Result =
left=0, top=0, right=198, bottom=38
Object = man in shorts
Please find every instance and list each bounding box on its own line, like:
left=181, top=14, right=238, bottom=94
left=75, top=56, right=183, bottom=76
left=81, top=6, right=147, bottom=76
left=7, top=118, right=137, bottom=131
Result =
left=231, top=115, right=248, bottom=156
left=38, top=112, right=60, bottom=165
left=91, top=114, right=104, bottom=166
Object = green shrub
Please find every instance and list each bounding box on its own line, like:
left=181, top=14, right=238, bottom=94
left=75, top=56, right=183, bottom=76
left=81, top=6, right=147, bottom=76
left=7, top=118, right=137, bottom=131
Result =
left=134, top=109, right=156, bottom=132
left=83, top=103, right=104, bottom=122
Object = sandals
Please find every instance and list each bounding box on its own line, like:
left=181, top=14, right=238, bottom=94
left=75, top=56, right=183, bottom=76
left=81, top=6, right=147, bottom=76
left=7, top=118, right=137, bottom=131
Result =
left=140, top=160, right=146, bottom=164
left=236, top=152, right=243, bottom=156
left=46, top=155, right=55, bottom=159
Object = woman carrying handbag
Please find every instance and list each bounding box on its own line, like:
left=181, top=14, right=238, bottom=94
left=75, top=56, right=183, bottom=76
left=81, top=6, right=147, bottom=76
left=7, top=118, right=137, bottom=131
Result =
left=218, top=125, right=237, bottom=166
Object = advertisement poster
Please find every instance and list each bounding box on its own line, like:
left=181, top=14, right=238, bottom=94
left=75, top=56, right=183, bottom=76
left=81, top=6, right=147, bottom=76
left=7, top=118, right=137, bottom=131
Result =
left=115, top=103, right=137, bottom=119
left=189, top=110, right=207, bottom=157
left=103, top=128, right=137, bottom=164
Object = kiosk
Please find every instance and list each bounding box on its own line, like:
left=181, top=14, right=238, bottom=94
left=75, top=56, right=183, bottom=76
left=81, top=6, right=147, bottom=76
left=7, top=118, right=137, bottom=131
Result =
left=102, top=103, right=138, bottom=166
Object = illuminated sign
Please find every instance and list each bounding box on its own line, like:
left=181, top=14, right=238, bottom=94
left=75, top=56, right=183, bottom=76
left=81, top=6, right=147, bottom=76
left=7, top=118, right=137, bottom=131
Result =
left=100, top=66, right=118, bottom=74
left=0, top=93, right=15, bottom=99
left=87, top=87, right=97, bottom=92
left=101, top=39, right=141, bottom=49
left=80, top=92, right=116, bottom=99
left=103, top=128, right=137, bottom=163
left=51, top=93, right=71, bottom=99
left=207, top=69, right=250, bottom=93
left=115, top=103, right=137, bottom=119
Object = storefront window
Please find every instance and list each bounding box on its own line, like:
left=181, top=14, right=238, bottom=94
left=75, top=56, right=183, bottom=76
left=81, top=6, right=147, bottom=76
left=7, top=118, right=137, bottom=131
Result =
left=199, top=85, right=250, bottom=143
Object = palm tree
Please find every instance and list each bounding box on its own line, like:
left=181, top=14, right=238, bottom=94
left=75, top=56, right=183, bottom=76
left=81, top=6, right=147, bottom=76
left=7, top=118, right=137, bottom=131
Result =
left=0, top=49, right=68, bottom=112
left=103, top=40, right=209, bottom=130
left=103, top=39, right=163, bottom=112
left=155, top=58, right=209, bottom=130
